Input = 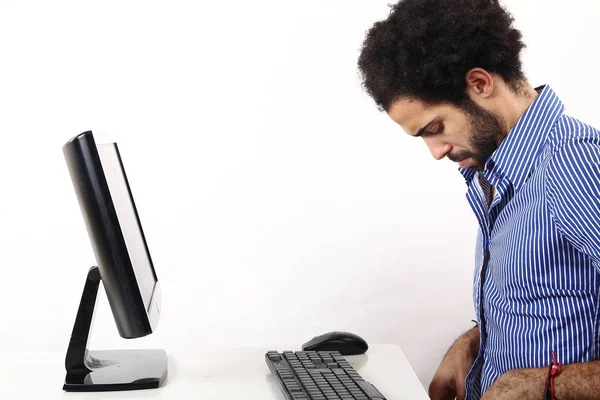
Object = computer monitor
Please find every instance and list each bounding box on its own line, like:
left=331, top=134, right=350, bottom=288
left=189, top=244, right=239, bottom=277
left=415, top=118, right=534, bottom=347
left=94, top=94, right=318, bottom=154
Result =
left=62, top=130, right=167, bottom=391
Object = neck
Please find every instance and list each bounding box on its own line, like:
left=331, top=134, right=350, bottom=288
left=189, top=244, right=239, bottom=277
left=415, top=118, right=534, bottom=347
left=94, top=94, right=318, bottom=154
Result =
left=499, top=82, right=539, bottom=135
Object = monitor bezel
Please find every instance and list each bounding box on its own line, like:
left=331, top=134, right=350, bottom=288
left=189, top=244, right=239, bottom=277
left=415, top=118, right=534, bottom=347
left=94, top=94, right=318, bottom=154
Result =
left=63, top=130, right=161, bottom=338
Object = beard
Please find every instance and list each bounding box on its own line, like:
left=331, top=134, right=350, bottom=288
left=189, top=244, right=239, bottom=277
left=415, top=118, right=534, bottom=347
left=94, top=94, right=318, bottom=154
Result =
left=447, top=99, right=507, bottom=171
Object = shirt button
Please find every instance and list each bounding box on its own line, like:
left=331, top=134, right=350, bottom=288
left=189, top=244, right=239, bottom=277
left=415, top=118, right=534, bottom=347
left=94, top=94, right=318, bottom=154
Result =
left=493, top=172, right=502, bottom=179
left=486, top=160, right=495, bottom=170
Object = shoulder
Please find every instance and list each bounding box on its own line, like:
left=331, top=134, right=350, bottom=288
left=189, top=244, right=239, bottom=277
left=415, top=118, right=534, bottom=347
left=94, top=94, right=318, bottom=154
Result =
left=543, top=115, right=600, bottom=204
left=542, top=115, right=600, bottom=201
left=546, top=114, right=600, bottom=154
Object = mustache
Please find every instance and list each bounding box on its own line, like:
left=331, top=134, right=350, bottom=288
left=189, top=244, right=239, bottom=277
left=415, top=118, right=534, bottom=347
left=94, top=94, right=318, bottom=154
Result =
left=447, top=151, right=474, bottom=162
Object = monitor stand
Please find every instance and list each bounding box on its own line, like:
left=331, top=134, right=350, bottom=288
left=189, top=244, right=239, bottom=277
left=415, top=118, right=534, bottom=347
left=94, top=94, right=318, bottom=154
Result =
left=63, top=266, right=168, bottom=392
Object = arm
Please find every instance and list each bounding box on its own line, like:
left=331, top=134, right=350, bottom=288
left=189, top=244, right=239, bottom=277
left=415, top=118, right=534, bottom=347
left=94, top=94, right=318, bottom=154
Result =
left=546, top=136, right=600, bottom=266
left=481, top=360, right=600, bottom=400
left=429, top=325, right=480, bottom=400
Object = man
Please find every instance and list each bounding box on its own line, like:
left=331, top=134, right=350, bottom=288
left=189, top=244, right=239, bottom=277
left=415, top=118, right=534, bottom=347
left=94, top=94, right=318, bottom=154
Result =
left=357, top=0, right=600, bottom=399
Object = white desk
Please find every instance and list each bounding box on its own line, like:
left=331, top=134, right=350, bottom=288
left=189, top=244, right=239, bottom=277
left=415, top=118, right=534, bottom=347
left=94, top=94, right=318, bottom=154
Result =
left=0, top=345, right=428, bottom=399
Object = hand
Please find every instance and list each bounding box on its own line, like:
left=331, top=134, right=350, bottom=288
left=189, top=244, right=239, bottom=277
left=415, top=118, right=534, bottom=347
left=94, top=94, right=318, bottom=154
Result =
left=429, top=328, right=479, bottom=400
left=480, top=368, right=546, bottom=400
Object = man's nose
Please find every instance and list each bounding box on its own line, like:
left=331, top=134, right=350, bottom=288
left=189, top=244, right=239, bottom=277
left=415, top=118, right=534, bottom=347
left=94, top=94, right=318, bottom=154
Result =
left=423, top=137, right=452, bottom=160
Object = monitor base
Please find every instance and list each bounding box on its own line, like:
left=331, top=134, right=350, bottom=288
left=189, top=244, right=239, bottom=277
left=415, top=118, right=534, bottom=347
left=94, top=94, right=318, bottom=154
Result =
left=63, top=349, right=167, bottom=391
left=63, top=266, right=167, bottom=392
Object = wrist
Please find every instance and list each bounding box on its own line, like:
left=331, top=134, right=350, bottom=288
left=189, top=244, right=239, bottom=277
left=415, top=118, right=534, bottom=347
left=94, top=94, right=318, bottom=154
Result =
left=552, top=362, right=575, bottom=400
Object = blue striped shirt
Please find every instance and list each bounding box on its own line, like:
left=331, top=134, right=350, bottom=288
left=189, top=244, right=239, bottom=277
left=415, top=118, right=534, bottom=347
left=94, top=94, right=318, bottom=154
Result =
left=460, top=85, right=600, bottom=399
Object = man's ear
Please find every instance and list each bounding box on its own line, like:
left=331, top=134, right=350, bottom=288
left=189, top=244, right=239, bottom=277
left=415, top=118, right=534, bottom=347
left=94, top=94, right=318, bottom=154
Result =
left=465, top=68, right=494, bottom=100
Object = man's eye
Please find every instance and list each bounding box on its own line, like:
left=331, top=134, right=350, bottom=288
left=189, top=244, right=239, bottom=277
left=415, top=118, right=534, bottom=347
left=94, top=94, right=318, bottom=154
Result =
left=428, top=123, right=443, bottom=135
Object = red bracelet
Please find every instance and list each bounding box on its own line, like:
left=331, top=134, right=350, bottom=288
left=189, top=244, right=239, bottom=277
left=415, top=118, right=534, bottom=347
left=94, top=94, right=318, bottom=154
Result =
left=544, top=352, right=562, bottom=400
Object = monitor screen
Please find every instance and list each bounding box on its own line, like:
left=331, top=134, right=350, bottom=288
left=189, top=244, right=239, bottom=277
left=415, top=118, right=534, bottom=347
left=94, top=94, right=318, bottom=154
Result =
left=97, top=143, right=157, bottom=311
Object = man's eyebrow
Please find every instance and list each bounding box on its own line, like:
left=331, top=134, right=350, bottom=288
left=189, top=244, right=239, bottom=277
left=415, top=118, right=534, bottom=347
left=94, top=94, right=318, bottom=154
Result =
left=414, top=120, right=435, bottom=137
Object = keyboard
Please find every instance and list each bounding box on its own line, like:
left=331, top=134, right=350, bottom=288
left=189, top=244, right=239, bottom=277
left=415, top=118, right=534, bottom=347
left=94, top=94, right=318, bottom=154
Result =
left=265, top=350, right=387, bottom=400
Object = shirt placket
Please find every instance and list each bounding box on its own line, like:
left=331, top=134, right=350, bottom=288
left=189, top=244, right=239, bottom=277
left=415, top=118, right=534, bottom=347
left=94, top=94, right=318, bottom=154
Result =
left=465, top=174, right=493, bottom=400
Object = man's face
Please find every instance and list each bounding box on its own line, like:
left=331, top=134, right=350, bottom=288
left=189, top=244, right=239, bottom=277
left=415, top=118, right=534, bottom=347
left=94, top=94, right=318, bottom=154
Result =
left=387, top=97, right=506, bottom=170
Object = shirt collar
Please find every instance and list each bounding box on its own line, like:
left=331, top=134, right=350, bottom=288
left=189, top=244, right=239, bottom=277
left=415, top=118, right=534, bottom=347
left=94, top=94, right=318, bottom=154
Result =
left=459, top=85, right=565, bottom=191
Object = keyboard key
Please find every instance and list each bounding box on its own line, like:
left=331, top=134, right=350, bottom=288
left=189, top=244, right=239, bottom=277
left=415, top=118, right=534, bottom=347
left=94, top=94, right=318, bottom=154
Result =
left=356, top=381, right=385, bottom=399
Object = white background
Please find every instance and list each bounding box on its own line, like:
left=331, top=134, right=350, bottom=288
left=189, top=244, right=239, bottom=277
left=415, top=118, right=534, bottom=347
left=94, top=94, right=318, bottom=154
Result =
left=1, top=0, right=599, bottom=390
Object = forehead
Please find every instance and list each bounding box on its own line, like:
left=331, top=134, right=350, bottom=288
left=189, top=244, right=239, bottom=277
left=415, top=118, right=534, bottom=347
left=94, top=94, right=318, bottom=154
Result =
left=387, top=98, right=458, bottom=136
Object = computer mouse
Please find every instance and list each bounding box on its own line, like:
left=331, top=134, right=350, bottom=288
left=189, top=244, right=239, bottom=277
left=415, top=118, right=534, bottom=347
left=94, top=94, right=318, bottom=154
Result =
left=301, top=331, right=369, bottom=355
